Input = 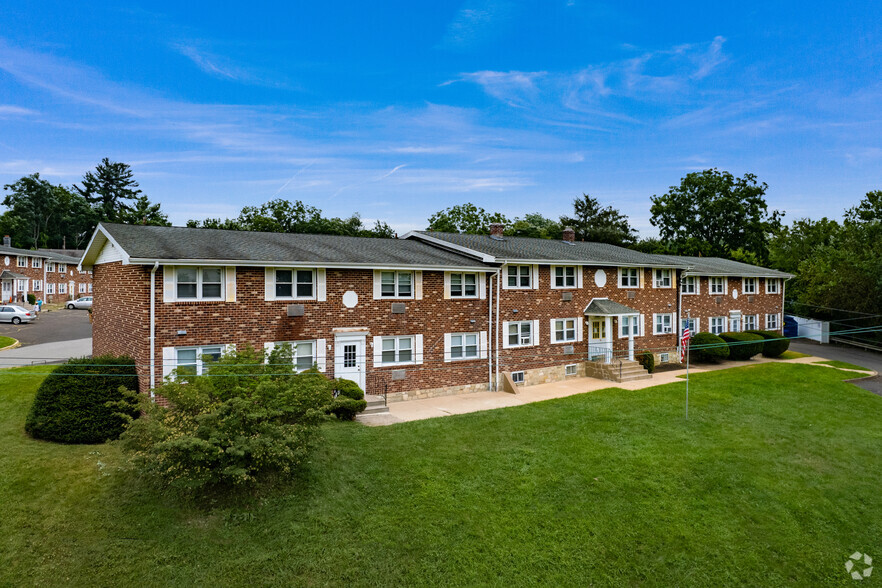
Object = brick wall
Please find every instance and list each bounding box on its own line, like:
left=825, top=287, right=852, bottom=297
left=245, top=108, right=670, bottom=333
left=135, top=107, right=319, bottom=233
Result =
left=0, top=253, right=92, bottom=304
left=678, top=275, right=784, bottom=334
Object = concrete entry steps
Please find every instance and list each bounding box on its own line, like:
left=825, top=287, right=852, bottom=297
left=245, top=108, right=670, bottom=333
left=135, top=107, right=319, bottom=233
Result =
left=588, top=359, right=652, bottom=383
left=362, top=394, right=389, bottom=415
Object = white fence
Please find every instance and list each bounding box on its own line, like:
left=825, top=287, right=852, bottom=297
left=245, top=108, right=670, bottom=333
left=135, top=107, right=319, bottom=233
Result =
left=789, top=315, right=830, bottom=344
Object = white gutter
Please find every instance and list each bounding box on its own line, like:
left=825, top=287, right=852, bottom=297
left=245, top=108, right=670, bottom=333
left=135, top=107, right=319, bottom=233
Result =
left=488, top=271, right=493, bottom=390
left=149, top=261, right=158, bottom=398
left=495, top=265, right=501, bottom=391
left=126, top=258, right=493, bottom=272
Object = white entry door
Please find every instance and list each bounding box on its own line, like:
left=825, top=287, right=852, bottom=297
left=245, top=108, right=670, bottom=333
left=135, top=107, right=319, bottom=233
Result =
left=68, top=281, right=75, bottom=299
left=588, top=316, right=613, bottom=363
left=1, top=281, right=10, bottom=303
left=334, top=335, right=366, bottom=392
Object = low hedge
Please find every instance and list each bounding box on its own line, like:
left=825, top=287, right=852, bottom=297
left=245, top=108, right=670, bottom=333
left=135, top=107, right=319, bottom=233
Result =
left=720, top=332, right=765, bottom=360
left=334, top=378, right=365, bottom=401
left=745, top=330, right=790, bottom=357
left=636, top=350, right=655, bottom=373
left=689, top=332, right=730, bottom=363
left=25, top=355, right=140, bottom=444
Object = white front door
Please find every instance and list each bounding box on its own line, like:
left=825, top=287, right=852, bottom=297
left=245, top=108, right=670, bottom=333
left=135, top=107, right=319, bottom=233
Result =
left=1, top=281, right=10, bottom=303
left=334, top=335, right=366, bottom=392
left=68, top=281, right=75, bottom=299
left=588, top=316, right=613, bottom=363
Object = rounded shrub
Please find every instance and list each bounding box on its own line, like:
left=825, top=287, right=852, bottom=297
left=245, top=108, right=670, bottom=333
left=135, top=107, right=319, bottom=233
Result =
left=636, top=350, right=655, bottom=373
left=27, top=293, right=36, bottom=305
left=25, top=355, right=140, bottom=444
left=746, top=330, right=790, bottom=358
left=689, top=332, right=730, bottom=363
left=720, top=332, right=765, bottom=361
left=329, top=397, right=368, bottom=421
left=333, top=378, right=365, bottom=401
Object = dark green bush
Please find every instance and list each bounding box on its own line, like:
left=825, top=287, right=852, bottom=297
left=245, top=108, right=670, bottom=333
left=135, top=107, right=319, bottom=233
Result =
left=689, top=332, right=730, bottom=363
left=27, top=293, right=36, bottom=305
left=746, top=330, right=790, bottom=357
left=333, top=378, right=365, bottom=400
left=329, top=397, right=368, bottom=421
left=119, top=345, right=335, bottom=496
left=636, top=350, right=655, bottom=373
left=720, top=332, right=765, bottom=360
left=25, top=355, right=139, bottom=444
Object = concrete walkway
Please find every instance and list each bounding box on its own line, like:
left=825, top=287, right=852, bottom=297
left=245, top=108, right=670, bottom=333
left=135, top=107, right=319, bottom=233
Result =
left=359, top=354, right=876, bottom=426
left=0, top=337, right=92, bottom=368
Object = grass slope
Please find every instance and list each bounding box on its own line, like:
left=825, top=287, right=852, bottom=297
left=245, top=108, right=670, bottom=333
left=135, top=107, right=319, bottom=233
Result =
left=1, top=363, right=881, bottom=586
left=778, top=350, right=811, bottom=359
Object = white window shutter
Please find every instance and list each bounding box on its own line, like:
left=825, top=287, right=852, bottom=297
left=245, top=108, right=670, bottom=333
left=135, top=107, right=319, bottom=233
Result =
left=316, top=338, right=327, bottom=372
left=162, top=346, right=175, bottom=378
left=549, top=318, right=557, bottom=342
left=373, top=270, right=382, bottom=300
left=638, top=268, right=645, bottom=289
left=225, top=343, right=236, bottom=355
left=478, top=274, right=486, bottom=299
left=532, top=264, right=539, bottom=289
left=672, top=313, right=677, bottom=335
left=576, top=318, right=583, bottom=342
left=532, top=319, right=540, bottom=345
left=576, top=266, right=583, bottom=288
left=225, top=266, right=236, bottom=302
left=264, top=342, right=275, bottom=364
left=724, top=277, right=729, bottom=295
left=265, top=267, right=275, bottom=301
left=479, top=331, right=488, bottom=359
left=162, top=266, right=176, bottom=302
left=414, top=270, right=423, bottom=299
left=639, top=314, right=645, bottom=336
left=617, top=267, right=623, bottom=288
left=373, top=336, right=383, bottom=366
left=415, top=334, right=424, bottom=364
left=502, top=265, right=512, bottom=290
left=501, top=321, right=512, bottom=349
left=316, top=269, right=327, bottom=302
left=443, top=333, right=452, bottom=362
left=443, top=272, right=451, bottom=299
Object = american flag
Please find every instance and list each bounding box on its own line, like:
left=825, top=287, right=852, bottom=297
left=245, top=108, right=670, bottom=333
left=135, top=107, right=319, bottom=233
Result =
left=680, top=326, right=692, bottom=362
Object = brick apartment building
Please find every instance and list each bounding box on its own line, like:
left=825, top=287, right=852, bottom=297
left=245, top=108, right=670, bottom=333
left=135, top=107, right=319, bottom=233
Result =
left=0, top=236, right=91, bottom=305
left=80, top=223, right=791, bottom=401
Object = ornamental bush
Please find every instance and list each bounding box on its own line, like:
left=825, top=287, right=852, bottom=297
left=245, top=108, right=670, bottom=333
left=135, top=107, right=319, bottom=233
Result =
left=636, top=350, right=655, bottom=373
left=720, top=332, right=765, bottom=360
left=746, top=330, right=790, bottom=358
left=334, top=378, right=365, bottom=400
left=25, top=355, right=139, bottom=444
left=118, top=345, right=336, bottom=496
left=689, top=332, right=730, bottom=363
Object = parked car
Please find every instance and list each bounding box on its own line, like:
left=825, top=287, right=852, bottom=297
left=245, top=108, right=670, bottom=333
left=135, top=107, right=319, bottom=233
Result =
left=0, top=305, right=35, bottom=324
left=67, top=297, right=93, bottom=310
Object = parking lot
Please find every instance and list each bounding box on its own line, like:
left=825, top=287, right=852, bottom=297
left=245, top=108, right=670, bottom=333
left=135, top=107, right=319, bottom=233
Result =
left=0, top=308, right=92, bottom=346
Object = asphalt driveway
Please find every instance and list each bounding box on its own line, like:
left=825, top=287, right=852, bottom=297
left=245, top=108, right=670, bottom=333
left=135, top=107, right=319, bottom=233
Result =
left=791, top=340, right=882, bottom=395
left=0, top=308, right=92, bottom=346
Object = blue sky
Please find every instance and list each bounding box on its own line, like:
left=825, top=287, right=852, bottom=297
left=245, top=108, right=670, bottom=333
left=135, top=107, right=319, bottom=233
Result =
left=1, top=1, right=880, bottom=235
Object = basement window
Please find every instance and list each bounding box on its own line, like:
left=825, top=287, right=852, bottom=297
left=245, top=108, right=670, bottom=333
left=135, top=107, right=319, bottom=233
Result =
left=511, top=371, right=525, bottom=384
left=565, top=364, right=578, bottom=376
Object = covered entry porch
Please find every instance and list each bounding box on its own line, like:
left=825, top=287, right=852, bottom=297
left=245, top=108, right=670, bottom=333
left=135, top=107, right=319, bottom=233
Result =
left=583, top=297, right=640, bottom=364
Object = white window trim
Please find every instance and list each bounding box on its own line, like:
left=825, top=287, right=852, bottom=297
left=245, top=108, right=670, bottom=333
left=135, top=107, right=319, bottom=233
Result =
left=617, top=267, right=640, bottom=289
left=265, top=267, right=324, bottom=302
left=172, top=266, right=226, bottom=301
left=372, top=335, right=422, bottom=367
left=46, top=283, right=55, bottom=294
left=565, top=364, right=578, bottom=376
left=653, top=268, right=673, bottom=289
left=31, top=258, right=41, bottom=268
left=46, top=262, right=55, bottom=272
left=766, top=313, right=780, bottom=330
left=78, top=283, right=86, bottom=293
left=617, top=314, right=644, bottom=338
left=444, top=272, right=484, bottom=300
left=503, top=264, right=537, bottom=290
left=709, top=277, right=728, bottom=296
left=680, top=317, right=700, bottom=334
left=270, top=268, right=318, bottom=301
left=16, top=256, right=27, bottom=268
left=58, top=263, right=66, bottom=273
left=58, top=283, right=67, bottom=294
left=550, top=317, right=582, bottom=344
left=710, top=316, right=727, bottom=335
left=87, top=283, right=92, bottom=293
left=502, top=320, right=539, bottom=348
left=33, top=280, right=42, bottom=292
left=652, top=313, right=676, bottom=335
left=680, top=275, right=700, bottom=295
left=443, top=331, right=487, bottom=362
left=743, top=277, right=757, bottom=295
left=162, top=344, right=234, bottom=378
left=550, top=265, right=582, bottom=289
left=264, top=339, right=327, bottom=372
left=372, top=269, right=420, bottom=300
left=511, top=371, right=525, bottom=384
left=743, top=314, right=758, bottom=331
left=765, top=278, right=781, bottom=294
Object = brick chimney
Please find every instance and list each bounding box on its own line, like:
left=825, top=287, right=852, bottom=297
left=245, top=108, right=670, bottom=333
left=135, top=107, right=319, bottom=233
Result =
left=562, top=227, right=575, bottom=242
left=2, top=235, right=9, bottom=247
left=489, top=223, right=504, bottom=238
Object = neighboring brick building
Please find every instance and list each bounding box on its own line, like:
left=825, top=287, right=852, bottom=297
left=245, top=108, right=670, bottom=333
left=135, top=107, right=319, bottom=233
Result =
left=0, top=237, right=91, bottom=304
left=80, top=223, right=791, bottom=401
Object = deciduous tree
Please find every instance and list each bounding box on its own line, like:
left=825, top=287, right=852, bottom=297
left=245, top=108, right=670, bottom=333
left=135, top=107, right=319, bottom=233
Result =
left=426, top=203, right=508, bottom=234
left=560, top=194, right=637, bottom=245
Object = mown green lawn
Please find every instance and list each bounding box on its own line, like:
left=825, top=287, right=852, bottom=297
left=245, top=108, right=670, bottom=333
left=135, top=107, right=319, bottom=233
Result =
left=1, top=363, right=881, bottom=586
left=0, top=335, right=16, bottom=348
left=816, top=359, right=871, bottom=372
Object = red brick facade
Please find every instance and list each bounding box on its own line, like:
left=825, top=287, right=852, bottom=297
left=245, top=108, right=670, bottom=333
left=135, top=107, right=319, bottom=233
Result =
left=0, top=251, right=92, bottom=304
left=678, top=275, right=784, bottom=335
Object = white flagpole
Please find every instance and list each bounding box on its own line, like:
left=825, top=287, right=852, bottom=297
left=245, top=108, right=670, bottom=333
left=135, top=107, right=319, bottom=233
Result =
left=685, top=309, right=691, bottom=421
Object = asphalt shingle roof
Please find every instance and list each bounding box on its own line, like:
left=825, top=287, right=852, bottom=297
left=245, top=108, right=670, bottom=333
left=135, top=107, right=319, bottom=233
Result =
left=654, top=255, right=793, bottom=278
left=417, top=231, right=686, bottom=267
left=0, top=245, right=81, bottom=264
left=584, top=298, right=640, bottom=316
left=96, top=223, right=491, bottom=269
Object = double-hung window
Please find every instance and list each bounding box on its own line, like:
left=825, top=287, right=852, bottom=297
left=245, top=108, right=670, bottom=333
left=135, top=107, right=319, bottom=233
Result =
left=743, top=314, right=757, bottom=331
left=381, top=271, right=413, bottom=298
left=507, top=265, right=531, bottom=288
left=276, top=269, right=314, bottom=299
left=58, top=283, right=67, bottom=294
left=552, top=318, right=577, bottom=343
left=16, top=256, right=26, bottom=268
left=47, top=283, right=55, bottom=294
left=32, top=258, right=41, bottom=268
left=449, top=333, right=479, bottom=360
left=87, top=283, right=93, bottom=293
left=16, top=279, right=26, bottom=292
left=654, top=313, right=674, bottom=335
left=743, top=278, right=757, bottom=294
left=450, top=273, right=477, bottom=298
left=507, top=321, right=533, bottom=347
left=709, top=277, right=726, bottom=295
left=680, top=317, right=697, bottom=335
left=380, top=336, right=414, bottom=365
left=78, top=283, right=86, bottom=294
left=47, top=262, right=55, bottom=272
left=553, top=266, right=576, bottom=288
left=766, top=314, right=780, bottom=330
left=681, top=276, right=697, bottom=294
left=710, top=317, right=726, bottom=335
left=620, top=315, right=640, bottom=338
left=176, top=266, right=224, bottom=300
left=654, top=269, right=672, bottom=288
left=175, top=345, right=224, bottom=376
left=33, top=280, right=42, bottom=292
left=58, top=263, right=66, bottom=273
left=766, top=279, right=780, bottom=294
left=619, top=268, right=639, bottom=288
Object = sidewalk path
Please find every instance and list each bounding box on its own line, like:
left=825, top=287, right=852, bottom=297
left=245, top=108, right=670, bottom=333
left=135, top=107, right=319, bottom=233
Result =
left=0, top=338, right=92, bottom=368
left=359, top=354, right=874, bottom=426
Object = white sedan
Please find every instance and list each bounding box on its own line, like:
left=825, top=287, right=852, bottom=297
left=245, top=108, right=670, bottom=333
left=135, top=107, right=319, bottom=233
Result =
left=0, top=305, right=35, bottom=324
left=67, top=297, right=93, bottom=310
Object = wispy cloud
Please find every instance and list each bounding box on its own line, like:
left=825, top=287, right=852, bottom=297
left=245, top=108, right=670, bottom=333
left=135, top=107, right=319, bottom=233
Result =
left=170, top=43, right=289, bottom=88
left=439, top=0, right=515, bottom=50
left=0, top=104, right=38, bottom=117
